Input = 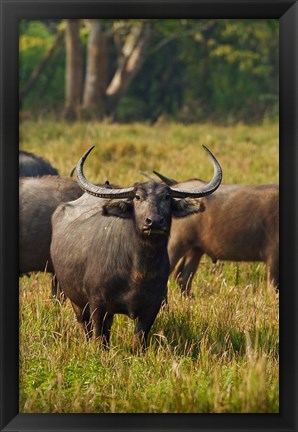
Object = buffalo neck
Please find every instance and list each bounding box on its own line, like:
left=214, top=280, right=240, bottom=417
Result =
left=132, top=232, right=169, bottom=274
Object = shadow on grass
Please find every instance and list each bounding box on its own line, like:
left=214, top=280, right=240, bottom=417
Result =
left=150, top=310, right=279, bottom=360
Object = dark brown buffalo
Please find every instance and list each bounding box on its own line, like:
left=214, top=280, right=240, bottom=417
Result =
left=19, top=150, right=58, bottom=177
left=153, top=173, right=279, bottom=293
left=19, top=176, right=84, bottom=296
left=50, top=145, right=222, bottom=352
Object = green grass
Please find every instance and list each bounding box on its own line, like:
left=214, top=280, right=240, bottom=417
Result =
left=19, top=120, right=279, bottom=413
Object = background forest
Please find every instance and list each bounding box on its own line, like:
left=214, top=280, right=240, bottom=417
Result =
left=19, top=19, right=278, bottom=124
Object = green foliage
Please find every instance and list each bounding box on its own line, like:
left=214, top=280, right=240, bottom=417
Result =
left=116, top=19, right=279, bottom=123
left=19, top=120, right=279, bottom=413
left=19, top=20, right=66, bottom=111
left=19, top=19, right=278, bottom=123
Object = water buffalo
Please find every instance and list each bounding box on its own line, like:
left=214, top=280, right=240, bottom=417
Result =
left=19, top=150, right=58, bottom=177
left=50, top=145, right=222, bottom=352
left=19, top=176, right=84, bottom=296
left=153, top=172, right=279, bottom=293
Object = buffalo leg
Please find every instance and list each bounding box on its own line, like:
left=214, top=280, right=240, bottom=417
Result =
left=71, top=301, right=93, bottom=339
left=168, top=244, right=187, bottom=275
left=51, top=275, right=65, bottom=303
left=267, top=255, right=279, bottom=291
left=91, top=305, right=114, bottom=348
left=132, top=301, right=162, bottom=354
left=174, top=248, right=203, bottom=295
left=51, top=275, right=58, bottom=297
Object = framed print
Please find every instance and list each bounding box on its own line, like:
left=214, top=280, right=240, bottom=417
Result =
left=1, top=0, right=297, bottom=431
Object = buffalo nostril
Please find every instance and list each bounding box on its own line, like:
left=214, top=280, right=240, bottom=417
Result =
left=146, top=216, right=165, bottom=227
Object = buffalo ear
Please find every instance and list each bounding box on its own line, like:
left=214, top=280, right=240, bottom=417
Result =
left=102, top=200, right=133, bottom=219
left=172, top=198, right=205, bottom=218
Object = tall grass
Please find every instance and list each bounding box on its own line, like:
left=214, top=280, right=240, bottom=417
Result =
left=19, top=120, right=279, bottom=413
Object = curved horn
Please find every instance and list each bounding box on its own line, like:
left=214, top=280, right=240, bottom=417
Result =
left=169, top=145, right=222, bottom=198
left=139, top=171, right=157, bottom=181
left=69, top=165, right=76, bottom=178
left=76, top=146, right=134, bottom=199
left=152, top=170, right=177, bottom=186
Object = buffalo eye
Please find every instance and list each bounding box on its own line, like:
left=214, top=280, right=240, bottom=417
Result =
left=165, top=194, right=171, bottom=201
left=135, top=194, right=141, bottom=200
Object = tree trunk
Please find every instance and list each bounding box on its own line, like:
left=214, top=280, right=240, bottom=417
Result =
left=64, top=20, right=83, bottom=121
left=105, top=22, right=151, bottom=117
left=82, top=20, right=108, bottom=119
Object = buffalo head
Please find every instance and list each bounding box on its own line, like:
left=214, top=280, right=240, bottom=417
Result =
left=75, top=145, right=222, bottom=242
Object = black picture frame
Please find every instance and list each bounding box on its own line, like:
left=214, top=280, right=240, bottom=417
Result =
left=1, top=1, right=297, bottom=431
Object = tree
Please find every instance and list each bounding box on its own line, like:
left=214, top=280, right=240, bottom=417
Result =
left=82, top=20, right=108, bottom=118
left=64, top=19, right=83, bottom=121
left=105, top=21, right=152, bottom=117
left=67, top=20, right=152, bottom=120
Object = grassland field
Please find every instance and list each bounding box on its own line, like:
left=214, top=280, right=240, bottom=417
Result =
left=19, top=120, right=279, bottom=413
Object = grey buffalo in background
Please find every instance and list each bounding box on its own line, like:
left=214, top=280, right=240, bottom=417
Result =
left=19, top=150, right=59, bottom=177
left=50, top=145, right=222, bottom=352
left=19, top=176, right=84, bottom=296
left=153, top=172, right=279, bottom=293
